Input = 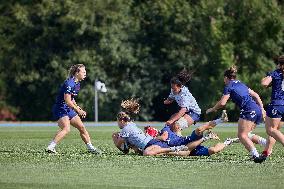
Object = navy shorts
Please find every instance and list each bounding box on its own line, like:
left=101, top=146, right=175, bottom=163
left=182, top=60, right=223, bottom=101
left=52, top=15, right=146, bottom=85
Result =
left=266, top=104, right=284, bottom=121
left=186, top=110, right=200, bottom=124
left=179, top=130, right=203, bottom=145
left=239, top=106, right=262, bottom=125
left=190, top=145, right=210, bottom=156
left=144, top=139, right=170, bottom=149
left=52, top=104, right=77, bottom=120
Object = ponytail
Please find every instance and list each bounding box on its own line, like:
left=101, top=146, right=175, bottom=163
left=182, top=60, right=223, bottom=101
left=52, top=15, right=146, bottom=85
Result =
left=224, top=65, right=237, bottom=80
left=68, top=64, right=85, bottom=77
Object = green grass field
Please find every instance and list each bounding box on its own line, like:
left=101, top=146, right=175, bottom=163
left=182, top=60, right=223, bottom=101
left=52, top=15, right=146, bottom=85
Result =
left=0, top=125, right=283, bottom=189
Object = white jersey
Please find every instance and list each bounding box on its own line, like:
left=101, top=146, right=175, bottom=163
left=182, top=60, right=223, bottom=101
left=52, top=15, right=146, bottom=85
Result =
left=120, top=122, right=153, bottom=150
left=168, top=86, right=201, bottom=114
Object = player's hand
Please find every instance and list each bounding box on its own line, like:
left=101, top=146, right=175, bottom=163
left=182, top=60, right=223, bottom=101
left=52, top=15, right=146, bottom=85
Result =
left=78, top=109, right=87, bottom=118
left=206, top=108, right=215, bottom=114
left=262, top=109, right=266, bottom=122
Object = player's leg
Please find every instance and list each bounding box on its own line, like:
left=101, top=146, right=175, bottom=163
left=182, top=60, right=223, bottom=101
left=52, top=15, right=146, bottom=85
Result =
left=238, top=118, right=260, bottom=158
left=265, top=117, right=284, bottom=146
left=71, top=115, right=101, bottom=154
left=47, top=116, right=71, bottom=153
left=248, top=132, right=267, bottom=147
left=143, top=141, right=188, bottom=156
left=196, top=110, right=228, bottom=134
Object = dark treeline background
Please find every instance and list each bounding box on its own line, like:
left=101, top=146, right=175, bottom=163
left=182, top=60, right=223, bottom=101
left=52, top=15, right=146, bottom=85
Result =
left=0, top=0, right=283, bottom=121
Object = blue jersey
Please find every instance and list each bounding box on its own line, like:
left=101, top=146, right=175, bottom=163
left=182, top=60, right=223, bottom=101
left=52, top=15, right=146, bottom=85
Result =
left=160, top=125, right=189, bottom=146
left=120, top=122, right=153, bottom=150
left=168, top=86, right=201, bottom=114
left=223, top=80, right=258, bottom=110
left=55, top=77, right=80, bottom=106
left=267, top=69, right=284, bottom=105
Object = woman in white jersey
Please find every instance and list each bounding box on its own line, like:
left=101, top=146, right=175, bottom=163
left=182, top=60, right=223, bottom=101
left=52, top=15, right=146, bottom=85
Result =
left=164, top=69, right=201, bottom=127
left=112, top=99, right=188, bottom=156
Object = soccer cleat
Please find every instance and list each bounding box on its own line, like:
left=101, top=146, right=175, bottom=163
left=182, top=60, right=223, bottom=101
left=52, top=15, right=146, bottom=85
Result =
left=203, top=130, right=220, bottom=141
left=221, top=110, right=229, bottom=122
left=224, top=137, right=240, bottom=146
left=253, top=155, right=267, bottom=163
left=46, top=147, right=57, bottom=154
left=170, top=145, right=188, bottom=152
left=88, top=147, right=102, bottom=155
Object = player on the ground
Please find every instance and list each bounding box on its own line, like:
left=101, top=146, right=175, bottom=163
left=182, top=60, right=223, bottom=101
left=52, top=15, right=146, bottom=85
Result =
left=46, top=64, right=101, bottom=154
left=206, top=65, right=266, bottom=163
left=260, top=55, right=284, bottom=161
left=112, top=99, right=189, bottom=156
left=146, top=113, right=239, bottom=157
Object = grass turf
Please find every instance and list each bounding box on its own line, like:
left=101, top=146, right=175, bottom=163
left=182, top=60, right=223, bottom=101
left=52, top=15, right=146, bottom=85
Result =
left=0, top=125, right=283, bottom=189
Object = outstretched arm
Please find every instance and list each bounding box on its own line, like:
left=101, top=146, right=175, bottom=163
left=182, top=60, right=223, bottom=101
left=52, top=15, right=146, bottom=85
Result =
left=261, top=76, right=272, bottom=88
left=166, top=107, right=186, bottom=125
left=206, top=94, right=230, bottom=114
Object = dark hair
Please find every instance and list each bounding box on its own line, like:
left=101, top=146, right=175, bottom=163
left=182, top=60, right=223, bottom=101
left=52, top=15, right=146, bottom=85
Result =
left=68, top=64, right=85, bottom=77
left=117, top=98, right=140, bottom=122
left=170, top=69, right=193, bottom=86
left=278, top=55, right=284, bottom=65
left=224, top=65, right=237, bottom=80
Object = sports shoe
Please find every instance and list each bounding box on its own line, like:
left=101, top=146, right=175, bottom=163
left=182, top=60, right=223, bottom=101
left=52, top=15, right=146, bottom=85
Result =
left=224, top=137, right=240, bottom=146
left=170, top=145, right=188, bottom=152
left=203, top=130, right=220, bottom=141
left=46, top=147, right=57, bottom=154
left=252, top=155, right=267, bottom=163
left=221, top=110, right=229, bottom=122
left=88, top=147, right=102, bottom=155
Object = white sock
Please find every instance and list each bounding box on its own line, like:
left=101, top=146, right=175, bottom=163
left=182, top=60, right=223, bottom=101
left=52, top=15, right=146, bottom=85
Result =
left=250, top=148, right=259, bottom=157
left=48, top=140, right=57, bottom=149
left=86, top=142, right=95, bottom=150
left=248, top=132, right=255, bottom=139
left=213, top=118, right=223, bottom=125
left=258, top=137, right=267, bottom=147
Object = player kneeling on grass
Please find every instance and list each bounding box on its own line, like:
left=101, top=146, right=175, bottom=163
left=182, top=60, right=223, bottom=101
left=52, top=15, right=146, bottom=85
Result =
left=112, top=99, right=188, bottom=156
left=146, top=114, right=239, bottom=157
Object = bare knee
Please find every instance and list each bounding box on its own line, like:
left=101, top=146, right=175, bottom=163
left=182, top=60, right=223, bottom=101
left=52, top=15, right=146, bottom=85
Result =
left=266, top=127, right=275, bottom=136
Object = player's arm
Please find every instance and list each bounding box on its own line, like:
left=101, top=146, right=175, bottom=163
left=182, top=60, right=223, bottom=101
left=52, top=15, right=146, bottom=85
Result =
left=206, top=94, right=230, bottom=114
left=112, top=132, right=126, bottom=148
left=164, top=98, right=174, bottom=105
left=156, top=131, right=168, bottom=141
left=248, top=88, right=266, bottom=119
left=64, top=93, right=86, bottom=118
left=166, top=107, right=186, bottom=125
left=261, top=76, right=272, bottom=88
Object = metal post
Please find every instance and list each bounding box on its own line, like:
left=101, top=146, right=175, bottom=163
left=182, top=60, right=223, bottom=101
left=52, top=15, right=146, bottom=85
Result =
left=94, top=79, right=98, bottom=122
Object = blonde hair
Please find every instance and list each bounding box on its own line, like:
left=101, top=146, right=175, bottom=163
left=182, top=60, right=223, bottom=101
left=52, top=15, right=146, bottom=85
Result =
left=224, top=65, right=237, bottom=79
left=117, top=98, right=140, bottom=121
left=68, top=64, right=85, bottom=77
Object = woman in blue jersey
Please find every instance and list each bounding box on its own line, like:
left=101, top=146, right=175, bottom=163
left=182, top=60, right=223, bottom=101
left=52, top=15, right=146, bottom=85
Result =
left=112, top=99, right=188, bottom=156
left=46, top=64, right=101, bottom=154
left=206, top=65, right=266, bottom=162
left=261, top=55, right=284, bottom=159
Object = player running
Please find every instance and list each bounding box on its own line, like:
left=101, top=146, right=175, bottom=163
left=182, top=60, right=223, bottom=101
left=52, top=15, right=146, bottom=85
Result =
left=206, top=65, right=266, bottom=163
left=46, top=64, right=101, bottom=154
left=260, top=55, right=284, bottom=161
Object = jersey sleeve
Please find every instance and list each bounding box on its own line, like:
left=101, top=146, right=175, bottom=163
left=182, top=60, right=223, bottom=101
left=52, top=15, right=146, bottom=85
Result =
left=119, top=127, right=130, bottom=138
left=223, top=85, right=231, bottom=95
left=266, top=70, right=277, bottom=79
left=63, top=81, right=74, bottom=95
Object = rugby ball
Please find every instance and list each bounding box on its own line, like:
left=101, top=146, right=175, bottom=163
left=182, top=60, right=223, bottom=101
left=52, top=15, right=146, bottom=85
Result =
left=119, top=142, right=129, bottom=154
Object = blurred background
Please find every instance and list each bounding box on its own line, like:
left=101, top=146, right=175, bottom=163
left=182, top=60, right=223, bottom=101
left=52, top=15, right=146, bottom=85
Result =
left=0, top=0, right=283, bottom=122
